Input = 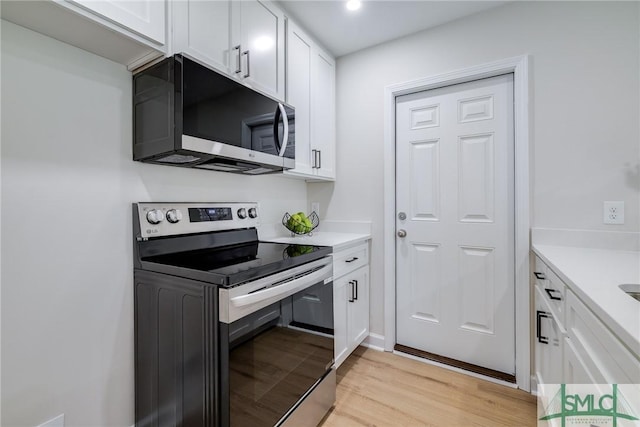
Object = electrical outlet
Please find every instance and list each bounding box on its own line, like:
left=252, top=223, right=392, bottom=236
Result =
left=603, top=201, right=624, bottom=225
left=311, top=202, right=320, bottom=215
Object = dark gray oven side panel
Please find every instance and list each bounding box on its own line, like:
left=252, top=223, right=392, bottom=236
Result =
left=134, top=269, right=219, bottom=427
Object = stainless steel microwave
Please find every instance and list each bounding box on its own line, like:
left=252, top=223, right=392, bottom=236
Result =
left=133, top=54, right=295, bottom=174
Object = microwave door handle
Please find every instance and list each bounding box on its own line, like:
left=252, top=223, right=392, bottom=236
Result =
left=277, top=103, right=289, bottom=157
left=272, top=104, right=283, bottom=154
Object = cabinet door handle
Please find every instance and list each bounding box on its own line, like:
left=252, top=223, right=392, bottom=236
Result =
left=345, top=257, right=359, bottom=263
left=534, top=272, right=546, bottom=280
left=353, top=279, right=358, bottom=301
left=311, top=149, right=317, bottom=168
left=348, top=281, right=354, bottom=303
left=242, top=50, right=250, bottom=78
left=234, top=45, right=242, bottom=74
left=318, top=150, right=322, bottom=169
left=545, top=288, right=562, bottom=301
left=536, top=310, right=551, bottom=344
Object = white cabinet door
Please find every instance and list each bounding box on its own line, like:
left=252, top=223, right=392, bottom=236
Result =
left=534, top=286, right=564, bottom=385
left=284, top=19, right=336, bottom=180
left=333, top=275, right=349, bottom=367
left=564, top=337, right=600, bottom=384
left=311, top=46, right=336, bottom=179
left=69, top=0, right=165, bottom=45
left=347, top=267, right=369, bottom=348
left=285, top=20, right=314, bottom=176
left=172, top=0, right=232, bottom=75
left=234, top=0, right=285, bottom=100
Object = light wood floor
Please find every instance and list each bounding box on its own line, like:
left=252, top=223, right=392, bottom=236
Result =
left=320, top=346, right=536, bottom=427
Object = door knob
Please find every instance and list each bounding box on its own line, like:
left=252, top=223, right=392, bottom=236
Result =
left=397, top=229, right=407, bottom=238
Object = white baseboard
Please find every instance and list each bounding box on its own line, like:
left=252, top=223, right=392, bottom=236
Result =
left=530, top=374, right=538, bottom=396
left=361, top=333, right=385, bottom=351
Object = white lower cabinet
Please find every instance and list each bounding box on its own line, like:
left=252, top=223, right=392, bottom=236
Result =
left=564, top=337, right=598, bottom=384
left=565, top=290, right=640, bottom=383
left=333, top=242, right=370, bottom=367
left=534, top=286, right=565, bottom=386
left=533, top=254, right=640, bottom=391
left=347, top=267, right=369, bottom=349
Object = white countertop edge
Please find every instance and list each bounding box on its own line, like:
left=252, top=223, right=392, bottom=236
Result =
left=532, top=244, right=640, bottom=356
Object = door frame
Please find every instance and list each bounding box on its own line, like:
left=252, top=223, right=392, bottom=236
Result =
left=382, top=55, right=531, bottom=391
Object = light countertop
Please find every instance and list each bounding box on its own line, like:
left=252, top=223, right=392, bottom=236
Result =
left=532, top=244, right=640, bottom=356
left=261, top=231, right=371, bottom=251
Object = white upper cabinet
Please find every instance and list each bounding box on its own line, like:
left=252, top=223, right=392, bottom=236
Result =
left=234, top=0, right=285, bottom=100
left=0, top=0, right=167, bottom=69
left=172, top=0, right=232, bottom=74
left=69, top=0, right=166, bottom=45
left=311, top=47, right=336, bottom=180
left=285, top=20, right=336, bottom=181
left=285, top=20, right=314, bottom=176
left=172, top=0, right=285, bottom=101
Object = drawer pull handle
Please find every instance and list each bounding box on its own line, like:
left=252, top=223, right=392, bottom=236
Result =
left=345, top=257, right=359, bottom=263
left=536, top=310, right=551, bottom=344
left=534, top=272, right=546, bottom=280
left=545, top=288, right=562, bottom=301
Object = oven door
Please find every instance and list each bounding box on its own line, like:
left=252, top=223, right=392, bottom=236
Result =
left=219, top=258, right=334, bottom=427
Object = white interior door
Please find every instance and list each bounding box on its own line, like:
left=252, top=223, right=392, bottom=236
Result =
left=395, top=74, right=515, bottom=374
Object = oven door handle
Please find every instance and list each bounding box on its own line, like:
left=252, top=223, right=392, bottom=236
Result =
left=230, top=264, right=332, bottom=308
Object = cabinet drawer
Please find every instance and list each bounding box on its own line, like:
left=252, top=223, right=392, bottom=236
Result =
left=566, top=290, right=640, bottom=383
left=333, top=242, right=368, bottom=279
left=533, top=256, right=566, bottom=325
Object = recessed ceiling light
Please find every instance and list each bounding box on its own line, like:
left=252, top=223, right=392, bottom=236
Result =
left=346, top=0, right=361, bottom=11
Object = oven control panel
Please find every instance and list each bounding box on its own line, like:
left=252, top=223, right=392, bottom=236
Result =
left=135, top=202, right=259, bottom=239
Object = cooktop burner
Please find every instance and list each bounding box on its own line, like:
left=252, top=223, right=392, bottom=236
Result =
left=133, top=202, right=333, bottom=287
left=142, top=241, right=331, bottom=287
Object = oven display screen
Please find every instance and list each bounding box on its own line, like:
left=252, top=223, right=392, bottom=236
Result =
left=189, top=207, right=233, bottom=222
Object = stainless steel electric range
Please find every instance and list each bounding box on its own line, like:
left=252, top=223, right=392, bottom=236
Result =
left=133, top=202, right=336, bottom=427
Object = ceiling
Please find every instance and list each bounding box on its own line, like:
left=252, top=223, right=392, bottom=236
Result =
left=277, top=1, right=509, bottom=57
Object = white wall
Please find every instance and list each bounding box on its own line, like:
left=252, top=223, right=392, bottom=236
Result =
left=0, top=21, right=307, bottom=426
left=308, top=1, right=640, bottom=337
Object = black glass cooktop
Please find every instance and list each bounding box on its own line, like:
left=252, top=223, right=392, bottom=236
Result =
left=142, top=241, right=331, bottom=287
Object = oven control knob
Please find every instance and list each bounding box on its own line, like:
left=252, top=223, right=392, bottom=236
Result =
left=248, top=207, right=258, bottom=218
left=146, top=209, right=164, bottom=225
left=237, top=208, right=247, bottom=219
left=166, top=209, right=182, bottom=224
